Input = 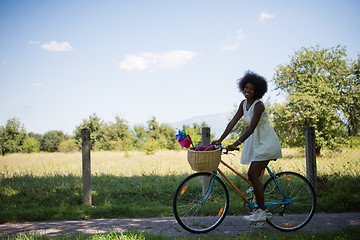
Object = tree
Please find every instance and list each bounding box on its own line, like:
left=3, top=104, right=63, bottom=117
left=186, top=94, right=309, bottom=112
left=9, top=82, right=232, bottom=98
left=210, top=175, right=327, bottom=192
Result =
left=102, top=116, right=135, bottom=151
left=342, top=54, right=360, bottom=137
left=74, top=113, right=104, bottom=150
left=0, top=118, right=27, bottom=155
left=182, top=122, right=212, bottom=147
left=58, top=138, right=77, bottom=152
left=273, top=45, right=355, bottom=153
left=144, top=116, right=178, bottom=153
left=133, top=124, right=147, bottom=149
left=158, top=123, right=178, bottom=150
left=40, top=130, right=66, bottom=152
left=22, top=137, right=40, bottom=153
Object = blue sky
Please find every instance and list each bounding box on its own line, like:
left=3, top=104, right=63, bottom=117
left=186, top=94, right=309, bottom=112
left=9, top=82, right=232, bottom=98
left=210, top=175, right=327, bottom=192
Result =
left=1, top=0, right=359, bottom=135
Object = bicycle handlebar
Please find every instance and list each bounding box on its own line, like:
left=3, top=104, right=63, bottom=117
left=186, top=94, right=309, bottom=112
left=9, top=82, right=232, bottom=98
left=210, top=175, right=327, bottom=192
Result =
left=212, top=145, right=240, bottom=155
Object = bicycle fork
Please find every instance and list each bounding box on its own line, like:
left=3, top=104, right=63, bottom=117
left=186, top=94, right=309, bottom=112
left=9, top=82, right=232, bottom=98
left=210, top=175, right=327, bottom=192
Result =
left=199, top=173, right=217, bottom=204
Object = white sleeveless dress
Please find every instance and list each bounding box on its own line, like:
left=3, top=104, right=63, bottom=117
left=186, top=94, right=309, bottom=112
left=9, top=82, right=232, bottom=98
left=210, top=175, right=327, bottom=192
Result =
left=240, top=99, right=282, bottom=165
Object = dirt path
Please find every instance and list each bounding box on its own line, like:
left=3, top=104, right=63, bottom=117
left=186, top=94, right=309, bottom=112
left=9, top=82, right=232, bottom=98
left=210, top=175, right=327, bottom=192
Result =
left=1, top=213, right=359, bottom=237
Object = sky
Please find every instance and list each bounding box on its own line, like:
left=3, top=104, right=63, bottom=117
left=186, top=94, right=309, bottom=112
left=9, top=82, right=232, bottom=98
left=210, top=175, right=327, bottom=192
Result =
left=1, top=0, right=359, bottom=135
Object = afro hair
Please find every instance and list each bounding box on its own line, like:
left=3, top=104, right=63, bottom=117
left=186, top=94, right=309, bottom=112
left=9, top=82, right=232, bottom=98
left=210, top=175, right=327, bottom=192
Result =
left=237, top=71, right=268, bottom=99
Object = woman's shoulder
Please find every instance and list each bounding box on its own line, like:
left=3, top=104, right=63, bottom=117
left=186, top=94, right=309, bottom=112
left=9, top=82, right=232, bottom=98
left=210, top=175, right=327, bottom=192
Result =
left=254, top=99, right=265, bottom=105
left=239, top=99, right=246, bottom=107
left=254, top=99, right=265, bottom=111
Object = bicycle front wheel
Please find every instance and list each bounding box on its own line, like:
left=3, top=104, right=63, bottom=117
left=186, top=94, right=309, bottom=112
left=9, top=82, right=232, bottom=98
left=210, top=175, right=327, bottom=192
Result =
left=264, top=171, right=316, bottom=231
left=173, top=172, right=229, bottom=233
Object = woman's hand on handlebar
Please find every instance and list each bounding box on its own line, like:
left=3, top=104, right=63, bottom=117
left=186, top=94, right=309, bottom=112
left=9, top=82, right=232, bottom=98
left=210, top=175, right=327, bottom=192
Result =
left=211, top=140, right=239, bottom=152
left=226, top=143, right=238, bottom=151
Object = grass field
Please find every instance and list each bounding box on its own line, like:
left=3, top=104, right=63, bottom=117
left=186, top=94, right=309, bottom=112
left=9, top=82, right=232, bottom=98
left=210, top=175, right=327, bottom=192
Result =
left=1, top=148, right=359, bottom=224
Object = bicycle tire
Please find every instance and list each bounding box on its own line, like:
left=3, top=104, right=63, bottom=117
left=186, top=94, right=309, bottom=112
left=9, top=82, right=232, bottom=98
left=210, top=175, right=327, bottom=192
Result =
left=173, top=172, right=229, bottom=233
left=263, top=171, right=316, bottom=231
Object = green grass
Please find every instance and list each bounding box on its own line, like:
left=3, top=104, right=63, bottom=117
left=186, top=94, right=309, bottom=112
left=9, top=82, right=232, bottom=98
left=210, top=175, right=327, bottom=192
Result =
left=1, top=227, right=359, bottom=240
left=0, top=149, right=360, bottom=223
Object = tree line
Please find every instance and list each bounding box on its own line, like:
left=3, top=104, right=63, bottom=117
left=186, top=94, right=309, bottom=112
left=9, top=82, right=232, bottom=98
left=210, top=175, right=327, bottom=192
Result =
left=0, top=115, right=214, bottom=155
left=1, top=45, right=359, bottom=155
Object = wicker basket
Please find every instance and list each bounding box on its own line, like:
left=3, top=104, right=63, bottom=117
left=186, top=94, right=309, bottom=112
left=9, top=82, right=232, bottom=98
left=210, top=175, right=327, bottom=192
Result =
left=187, top=147, right=222, bottom=172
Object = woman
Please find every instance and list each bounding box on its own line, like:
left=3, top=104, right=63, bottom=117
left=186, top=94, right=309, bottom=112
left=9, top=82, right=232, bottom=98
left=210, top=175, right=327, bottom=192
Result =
left=212, top=71, right=282, bottom=223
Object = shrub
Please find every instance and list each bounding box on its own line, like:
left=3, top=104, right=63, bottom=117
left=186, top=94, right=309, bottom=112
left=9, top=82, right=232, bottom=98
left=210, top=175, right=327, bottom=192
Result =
left=40, top=130, right=65, bottom=152
left=22, top=137, right=40, bottom=153
left=58, top=139, right=77, bottom=152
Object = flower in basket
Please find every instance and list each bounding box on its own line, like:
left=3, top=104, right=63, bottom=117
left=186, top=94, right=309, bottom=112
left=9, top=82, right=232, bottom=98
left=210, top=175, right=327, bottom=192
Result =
left=176, top=129, right=192, bottom=148
left=194, top=144, right=215, bottom=151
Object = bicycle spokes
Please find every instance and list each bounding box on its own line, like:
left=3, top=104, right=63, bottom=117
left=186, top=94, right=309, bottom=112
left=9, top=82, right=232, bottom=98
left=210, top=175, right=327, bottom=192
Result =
left=264, top=172, right=316, bottom=231
left=173, top=172, right=229, bottom=233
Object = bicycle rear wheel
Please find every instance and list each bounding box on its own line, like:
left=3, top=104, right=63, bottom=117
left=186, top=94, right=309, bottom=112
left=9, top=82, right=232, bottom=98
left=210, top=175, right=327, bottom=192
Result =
left=264, top=171, right=316, bottom=231
left=173, top=172, right=229, bottom=233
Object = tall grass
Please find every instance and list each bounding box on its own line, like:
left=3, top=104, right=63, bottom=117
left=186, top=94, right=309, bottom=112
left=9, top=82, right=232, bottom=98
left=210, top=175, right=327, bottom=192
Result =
left=0, top=149, right=359, bottom=223
left=1, top=148, right=359, bottom=177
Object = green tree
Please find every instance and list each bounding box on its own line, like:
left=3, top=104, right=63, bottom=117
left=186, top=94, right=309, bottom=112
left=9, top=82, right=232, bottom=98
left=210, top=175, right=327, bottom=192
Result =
left=0, top=118, right=27, bottom=155
left=143, top=116, right=178, bottom=153
left=133, top=124, right=147, bottom=149
left=24, top=132, right=42, bottom=153
left=158, top=123, right=178, bottom=150
left=74, top=113, right=104, bottom=150
left=58, top=138, right=77, bottom=152
left=40, top=130, right=66, bottom=152
left=22, top=137, right=40, bottom=153
left=181, top=122, right=212, bottom=147
left=28, top=132, right=42, bottom=143
left=136, top=116, right=180, bottom=154
left=103, top=116, right=135, bottom=151
left=273, top=45, right=353, bottom=153
left=342, top=54, right=360, bottom=137
left=144, top=116, right=160, bottom=154
left=74, top=114, right=136, bottom=151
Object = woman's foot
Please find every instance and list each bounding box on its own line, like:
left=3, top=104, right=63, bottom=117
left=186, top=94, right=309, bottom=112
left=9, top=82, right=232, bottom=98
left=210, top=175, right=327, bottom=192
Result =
left=243, top=209, right=267, bottom=222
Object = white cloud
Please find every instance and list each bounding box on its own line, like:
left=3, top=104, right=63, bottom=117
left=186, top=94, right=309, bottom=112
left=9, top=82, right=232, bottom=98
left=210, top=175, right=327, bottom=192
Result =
left=41, top=41, right=73, bottom=52
left=221, top=29, right=247, bottom=51
left=120, top=54, right=149, bottom=71
left=259, top=12, right=275, bottom=23
left=119, top=50, right=198, bottom=72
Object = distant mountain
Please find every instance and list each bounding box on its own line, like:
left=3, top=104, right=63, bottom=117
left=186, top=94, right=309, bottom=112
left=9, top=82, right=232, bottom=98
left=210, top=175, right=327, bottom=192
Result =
left=168, top=112, right=230, bottom=137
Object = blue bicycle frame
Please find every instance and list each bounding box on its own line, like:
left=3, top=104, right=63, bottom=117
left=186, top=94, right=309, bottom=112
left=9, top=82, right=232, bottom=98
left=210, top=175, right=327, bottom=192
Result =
left=202, top=167, right=293, bottom=209
left=263, top=167, right=293, bottom=208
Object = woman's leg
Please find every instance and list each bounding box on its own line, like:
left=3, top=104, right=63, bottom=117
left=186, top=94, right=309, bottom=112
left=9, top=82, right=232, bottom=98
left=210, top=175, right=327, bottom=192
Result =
left=248, top=160, right=270, bottom=210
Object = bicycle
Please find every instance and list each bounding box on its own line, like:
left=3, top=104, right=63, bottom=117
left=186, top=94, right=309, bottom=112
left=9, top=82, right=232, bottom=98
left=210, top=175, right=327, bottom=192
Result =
left=173, top=146, right=316, bottom=233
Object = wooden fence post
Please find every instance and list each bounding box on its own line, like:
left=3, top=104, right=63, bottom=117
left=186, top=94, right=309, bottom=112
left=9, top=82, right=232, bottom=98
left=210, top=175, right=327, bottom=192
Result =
left=305, top=127, right=317, bottom=189
left=201, top=127, right=211, bottom=195
left=81, top=128, right=92, bottom=206
left=201, top=127, right=211, bottom=145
